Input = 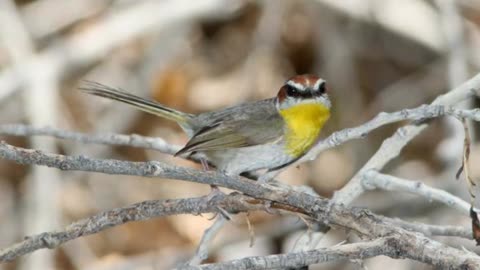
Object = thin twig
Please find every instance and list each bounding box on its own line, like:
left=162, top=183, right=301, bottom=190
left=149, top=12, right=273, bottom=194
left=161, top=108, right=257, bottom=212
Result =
left=390, top=218, right=471, bottom=239
left=362, top=170, right=470, bottom=215
left=188, top=216, right=227, bottom=266
left=0, top=124, right=182, bottom=155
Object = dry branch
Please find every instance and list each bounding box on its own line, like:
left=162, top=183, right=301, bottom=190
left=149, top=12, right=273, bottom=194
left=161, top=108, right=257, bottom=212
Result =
left=363, top=170, right=470, bottom=214
left=188, top=216, right=227, bottom=266
left=331, top=72, right=480, bottom=205
left=390, top=219, right=471, bottom=239
left=0, top=142, right=480, bottom=268
left=178, top=237, right=395, bottom=270
left=0, top=193, right=267, bottom=262
left=0, top=124, right=181, bottom=155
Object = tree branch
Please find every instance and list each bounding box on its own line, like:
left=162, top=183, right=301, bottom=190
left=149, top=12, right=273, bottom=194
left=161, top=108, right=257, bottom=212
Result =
left=390, top=218, right=471, bottom=239
left=0, top=124, right=181, bottom=155
left=0, top=193, right=267, bottom=262
left=362, top=170, right=470, bottom=215
left=178, top=237, right=395, bottom=270
left=179, top=233, right=476, bottom=270
left=1, top=142, right=479, bottom=268
left=331, top=72, right=480, bottom=206
left=188, top=216, right=227, bottom=266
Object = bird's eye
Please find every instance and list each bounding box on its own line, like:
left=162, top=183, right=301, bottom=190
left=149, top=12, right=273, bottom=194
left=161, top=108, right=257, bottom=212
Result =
left=286, top=85, right=300, bottom=97
left=317, top=82, right=326, bottom=94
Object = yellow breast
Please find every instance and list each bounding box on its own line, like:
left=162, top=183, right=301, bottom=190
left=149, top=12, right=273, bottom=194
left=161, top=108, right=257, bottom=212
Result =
left=279, top=102, right=330, bottom=157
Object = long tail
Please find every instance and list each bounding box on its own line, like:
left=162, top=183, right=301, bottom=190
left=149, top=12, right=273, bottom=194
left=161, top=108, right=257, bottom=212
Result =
left=79, top=81, right=194, bottom=127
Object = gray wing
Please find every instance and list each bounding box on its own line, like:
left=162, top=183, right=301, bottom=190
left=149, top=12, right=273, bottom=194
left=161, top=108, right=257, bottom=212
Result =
left=175, top=98, right=283, bottom=155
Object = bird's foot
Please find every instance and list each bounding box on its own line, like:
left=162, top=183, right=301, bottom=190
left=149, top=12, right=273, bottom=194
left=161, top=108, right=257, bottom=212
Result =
left=206, top=185, right=232, bottom=220
left=207, top=184, right=223, bottom=200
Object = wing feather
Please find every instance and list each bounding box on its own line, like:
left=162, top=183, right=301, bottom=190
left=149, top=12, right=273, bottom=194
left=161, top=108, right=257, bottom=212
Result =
left=175, top=99, right=283, bottom=155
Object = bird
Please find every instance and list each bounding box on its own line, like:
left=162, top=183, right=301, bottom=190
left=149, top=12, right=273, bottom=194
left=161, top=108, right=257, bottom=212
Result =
left=80, top=75, right=331, bottom=180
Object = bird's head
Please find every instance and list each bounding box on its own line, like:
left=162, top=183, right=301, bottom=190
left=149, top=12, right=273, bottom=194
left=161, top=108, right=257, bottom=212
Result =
left=276, top=74, right=331, bottom=111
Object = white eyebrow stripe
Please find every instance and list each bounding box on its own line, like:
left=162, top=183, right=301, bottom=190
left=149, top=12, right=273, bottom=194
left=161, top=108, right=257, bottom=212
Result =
left=314, top=78, right=325, bottom=90
left=286, top=80, right=306, bottom=91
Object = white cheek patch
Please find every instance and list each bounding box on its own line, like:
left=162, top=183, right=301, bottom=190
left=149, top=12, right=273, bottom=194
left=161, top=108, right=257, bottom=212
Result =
left=317, top=94, right=331, bottom=108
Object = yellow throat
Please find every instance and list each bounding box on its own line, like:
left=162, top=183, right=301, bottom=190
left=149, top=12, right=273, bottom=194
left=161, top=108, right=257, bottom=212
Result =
left=279, top=102, right=330, bottom=157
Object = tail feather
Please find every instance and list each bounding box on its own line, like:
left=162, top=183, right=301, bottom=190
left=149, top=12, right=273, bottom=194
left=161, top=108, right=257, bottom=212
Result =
left=79, top=81, right=193, bottom=125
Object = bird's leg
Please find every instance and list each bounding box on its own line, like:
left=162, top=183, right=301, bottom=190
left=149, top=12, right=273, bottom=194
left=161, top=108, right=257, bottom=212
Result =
left=200, top=157, right=223, bottom=199
left=200, top=157, right=210, bottom=171
left=259, top=170, right=281, bottom=183
left=199, top=157, right=231, bottom=220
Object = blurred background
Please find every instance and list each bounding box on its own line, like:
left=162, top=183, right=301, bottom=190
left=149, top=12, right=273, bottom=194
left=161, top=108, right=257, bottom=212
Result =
left=0, top=0, right=480, bottom=269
